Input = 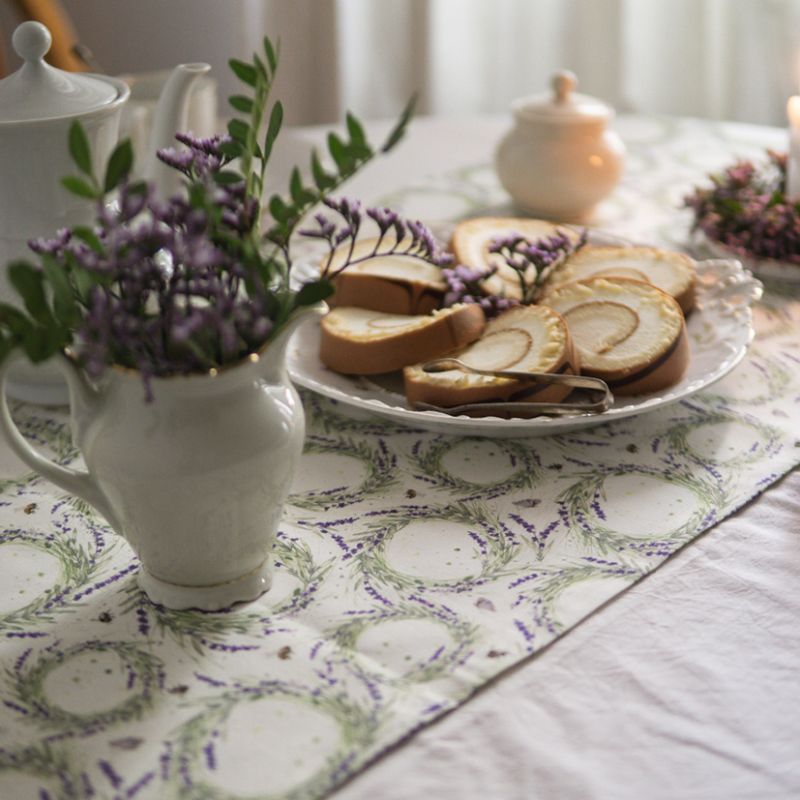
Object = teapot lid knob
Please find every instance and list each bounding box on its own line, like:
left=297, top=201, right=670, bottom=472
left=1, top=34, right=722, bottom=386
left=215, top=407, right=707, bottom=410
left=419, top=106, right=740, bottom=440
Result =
left=0, top=21, right=124, bottom=123
left=552, top=70, right=578, bottom=104
left=12, top=21, right=52, bottom=64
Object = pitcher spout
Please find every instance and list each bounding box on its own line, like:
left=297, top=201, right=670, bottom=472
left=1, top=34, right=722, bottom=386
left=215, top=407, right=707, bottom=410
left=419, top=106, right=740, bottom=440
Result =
left=256, top=302, right=327, bottom=381
left=142, top=62, right=211, bottom=199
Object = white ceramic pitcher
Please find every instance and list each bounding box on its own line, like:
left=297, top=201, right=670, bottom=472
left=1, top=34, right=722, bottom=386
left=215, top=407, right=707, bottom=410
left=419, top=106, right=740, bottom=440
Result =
left=0, top=21, right=210, bottom=403
left=0, top=307, right=323, bottom=610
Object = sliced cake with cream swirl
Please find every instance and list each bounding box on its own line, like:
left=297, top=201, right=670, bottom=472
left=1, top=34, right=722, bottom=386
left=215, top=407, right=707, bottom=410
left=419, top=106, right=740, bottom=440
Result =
left=404, top=305, right=578, bottom=407
left=542, top=245, right=696, bottom=313
left=451, top=217, right=583, bottom=300
left=319, top=303, right=485, bottom=375
left=542, top=277, right=689, bottom=395
left=326, top=237, right=447, bottom=315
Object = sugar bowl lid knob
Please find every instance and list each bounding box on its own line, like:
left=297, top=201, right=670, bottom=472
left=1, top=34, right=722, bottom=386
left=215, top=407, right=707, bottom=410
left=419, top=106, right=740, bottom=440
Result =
left=12, top=21, right=52, bottom=64
left=552, top=70, right=578, bottom=105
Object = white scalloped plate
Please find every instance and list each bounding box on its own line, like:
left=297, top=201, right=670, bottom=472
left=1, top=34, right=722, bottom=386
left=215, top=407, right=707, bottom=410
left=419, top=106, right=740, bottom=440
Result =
left=287, top=258, right=761, bottom=438
left=690, top=230, right=800, bottom=284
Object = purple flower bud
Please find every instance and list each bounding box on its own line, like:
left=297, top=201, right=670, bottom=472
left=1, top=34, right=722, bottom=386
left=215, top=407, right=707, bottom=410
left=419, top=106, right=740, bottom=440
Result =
left=156, top=148, right=194, bottom=173
left=28, top=228, right=71, bottom=255
left=334, top=226, right=354, bottom=245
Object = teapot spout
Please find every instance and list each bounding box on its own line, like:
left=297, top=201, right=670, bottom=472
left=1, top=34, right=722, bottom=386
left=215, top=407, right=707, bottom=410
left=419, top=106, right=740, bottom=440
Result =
left=142, top=63, right=211, bottom=198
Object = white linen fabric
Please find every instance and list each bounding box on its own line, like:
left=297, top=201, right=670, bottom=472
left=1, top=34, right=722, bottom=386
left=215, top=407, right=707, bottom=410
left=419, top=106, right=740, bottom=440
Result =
left=277, top=113, right=800, bottom=800
left=332, top=470, right=800, bottom=800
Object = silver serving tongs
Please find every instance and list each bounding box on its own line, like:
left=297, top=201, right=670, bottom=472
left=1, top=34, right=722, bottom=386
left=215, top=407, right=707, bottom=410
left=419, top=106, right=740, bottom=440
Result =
left=411, top=358, right=613, bottom=419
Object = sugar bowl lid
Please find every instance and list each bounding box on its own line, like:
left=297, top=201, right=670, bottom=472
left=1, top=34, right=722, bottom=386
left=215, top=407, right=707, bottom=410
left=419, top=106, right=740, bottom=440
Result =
left=0, top=21, right=123, bottom=123
left=512, top=70, right=613, bottom=123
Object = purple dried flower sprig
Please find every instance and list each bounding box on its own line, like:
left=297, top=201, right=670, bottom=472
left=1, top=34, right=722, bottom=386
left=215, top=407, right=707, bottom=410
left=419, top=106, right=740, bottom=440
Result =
left=441, top=264, right=516, bottom=318
left=300, top=211, right=587, bottom=320
left=300, top=199, right=454, bottom=280
left=486, top=228, right=586, bottom=306
left=27, top=163, right=276, bottom=398
left=684, top=150, right=800, bottom=265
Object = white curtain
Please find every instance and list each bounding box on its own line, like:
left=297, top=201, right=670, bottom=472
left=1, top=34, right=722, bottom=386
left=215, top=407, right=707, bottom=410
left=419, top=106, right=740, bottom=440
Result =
left=242, top=0, right=800, bottom=126
left=21, top=0, right=800, bottom=126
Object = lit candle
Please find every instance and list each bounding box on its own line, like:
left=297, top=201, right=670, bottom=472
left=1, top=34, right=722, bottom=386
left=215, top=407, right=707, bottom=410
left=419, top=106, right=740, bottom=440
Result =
left=786, top=96, right=800, bottom=197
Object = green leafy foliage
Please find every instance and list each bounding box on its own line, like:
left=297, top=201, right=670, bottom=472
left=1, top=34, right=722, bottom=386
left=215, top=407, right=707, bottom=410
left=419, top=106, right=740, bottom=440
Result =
left=228, top=58, right=257, bottom=87
left=40, top=255, right=79, bottom=327
left=68, top=122, right=93, bottom=177
left=381, top=94, right=416, bottom=152
left=293, top=279, right=334, bottom=308
left=103, top=140, right=134, bottom=193
left=228, top=95, right=254, bottom=114
left=60, top=175, right=97, bottom=200
left=0, top=30, right=417, bottom=376
left=70, top=226, right=104, bottom=254
left=262, top=98, right=413, bottom=251
left=217, top=32, right=414, bottom=253
left=0, top=261, right=70, bottom=363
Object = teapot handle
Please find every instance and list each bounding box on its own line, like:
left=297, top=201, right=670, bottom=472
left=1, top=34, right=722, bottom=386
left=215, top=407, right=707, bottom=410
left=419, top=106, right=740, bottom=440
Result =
left=0, top=351, right=121, bottom=531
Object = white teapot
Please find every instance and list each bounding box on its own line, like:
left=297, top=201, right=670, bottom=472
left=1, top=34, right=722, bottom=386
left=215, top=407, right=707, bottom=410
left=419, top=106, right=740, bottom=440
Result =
left=495, top=70, right=625, bottom=222
left=0, top=21, right=210, bottom=403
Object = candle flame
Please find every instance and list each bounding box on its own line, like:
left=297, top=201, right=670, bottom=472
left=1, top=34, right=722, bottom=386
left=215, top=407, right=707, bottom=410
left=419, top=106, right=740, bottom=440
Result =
left=788, top=96, right=800, bottom=125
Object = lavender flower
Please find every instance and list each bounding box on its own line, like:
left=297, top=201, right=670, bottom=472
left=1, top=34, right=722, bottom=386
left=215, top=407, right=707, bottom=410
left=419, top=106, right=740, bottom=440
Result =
left=441, top=263, right=516, bottom=318
left=156, top=133, right=234, bottom=180
left=440, top=228, right=585, bottom=317
left=487, top=228, right=585, bottom=304
left=301, top=206, right=585, bottom=318
left=28, top=228, right=72, bottom=256
left=39, top=153, right=280, bottom=392
left=303, top=199, right=453, bottom=279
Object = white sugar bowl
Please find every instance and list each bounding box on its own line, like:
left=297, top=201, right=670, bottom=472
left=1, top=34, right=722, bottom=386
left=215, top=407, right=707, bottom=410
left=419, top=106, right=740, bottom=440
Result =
left=495, top=70, right=625, bottom=222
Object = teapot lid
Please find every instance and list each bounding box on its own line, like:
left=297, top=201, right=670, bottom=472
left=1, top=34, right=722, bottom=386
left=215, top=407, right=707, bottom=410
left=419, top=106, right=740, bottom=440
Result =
left=512, top=71, right=613, bottom=124
left=0, top=21, right=121, bottom=123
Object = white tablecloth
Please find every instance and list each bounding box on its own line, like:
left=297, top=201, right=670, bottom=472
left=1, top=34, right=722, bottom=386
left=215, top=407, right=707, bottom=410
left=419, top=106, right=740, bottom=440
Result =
left=334, top=469, right=799, bottom=800
left=273, top=114, right=800, bottom=800
left=0, top=113, right=797, bottom=800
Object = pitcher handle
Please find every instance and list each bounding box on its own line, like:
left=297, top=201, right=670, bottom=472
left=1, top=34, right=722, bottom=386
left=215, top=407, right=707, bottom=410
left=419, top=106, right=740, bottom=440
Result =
left=0, top=351, right=121, bottom=531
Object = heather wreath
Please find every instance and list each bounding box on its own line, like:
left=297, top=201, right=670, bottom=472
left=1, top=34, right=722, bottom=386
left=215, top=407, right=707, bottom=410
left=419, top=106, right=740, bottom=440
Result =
left=684, top=150, right=800, bottom=265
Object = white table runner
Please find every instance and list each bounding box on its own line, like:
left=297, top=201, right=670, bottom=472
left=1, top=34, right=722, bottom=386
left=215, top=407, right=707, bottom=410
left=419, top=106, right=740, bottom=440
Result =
left=0, top=114, right=798, bottom=799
